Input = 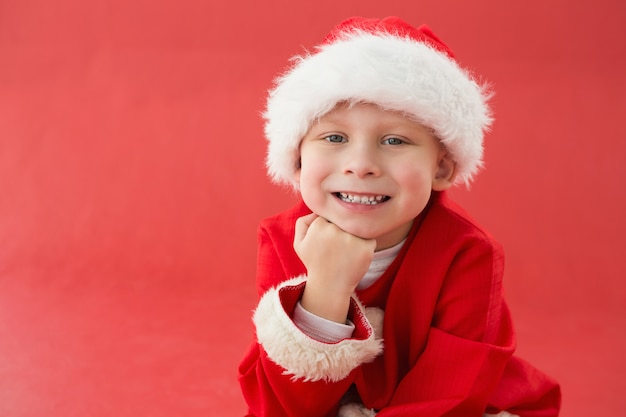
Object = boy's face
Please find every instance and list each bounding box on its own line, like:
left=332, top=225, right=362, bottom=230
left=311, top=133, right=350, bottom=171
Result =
left=294, top=102, right=455, bottom=250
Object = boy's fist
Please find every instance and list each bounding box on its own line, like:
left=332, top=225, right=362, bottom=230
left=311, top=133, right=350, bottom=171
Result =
left=293, top=213, right=376, bottom=323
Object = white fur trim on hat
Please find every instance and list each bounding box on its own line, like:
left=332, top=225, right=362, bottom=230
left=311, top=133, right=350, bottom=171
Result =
left=253, top=275, right=384, bottom=382
left=264, top=21, right=492, bottom=188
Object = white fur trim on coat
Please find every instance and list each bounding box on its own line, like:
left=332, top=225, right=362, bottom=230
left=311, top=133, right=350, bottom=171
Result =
left=338, top=402, right=377, bottom=417
left=253, top=276, right=384, bottom=382
left=337, top=406, right=518, bottom=417
left=264, top=30, right=492, bottom=188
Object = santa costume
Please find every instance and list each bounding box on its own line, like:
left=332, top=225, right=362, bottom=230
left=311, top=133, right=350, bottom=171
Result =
left=238, top=16, right=561, bottom=417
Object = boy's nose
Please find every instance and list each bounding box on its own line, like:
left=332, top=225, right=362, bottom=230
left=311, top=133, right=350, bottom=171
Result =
left=343, top=144, right=381, bottom=178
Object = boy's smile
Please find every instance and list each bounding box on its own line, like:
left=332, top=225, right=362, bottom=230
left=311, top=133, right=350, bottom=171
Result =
left=335, top=192, right=390, bottom=205
left=294, top=102, right=456, bottom=250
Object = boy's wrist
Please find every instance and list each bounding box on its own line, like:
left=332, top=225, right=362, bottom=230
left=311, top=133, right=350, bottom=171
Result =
left=300, top=278, right=354, bottom=324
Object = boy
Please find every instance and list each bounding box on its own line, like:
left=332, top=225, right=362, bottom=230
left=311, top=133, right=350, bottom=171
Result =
left=238, top=16, right=561, bottom=417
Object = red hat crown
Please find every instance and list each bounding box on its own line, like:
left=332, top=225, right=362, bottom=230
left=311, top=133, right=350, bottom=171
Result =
left=322, top=16, right=456, bottom=59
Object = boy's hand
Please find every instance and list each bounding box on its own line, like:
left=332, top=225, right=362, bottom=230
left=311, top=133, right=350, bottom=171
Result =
left=293, top=213, right=376, bottom=323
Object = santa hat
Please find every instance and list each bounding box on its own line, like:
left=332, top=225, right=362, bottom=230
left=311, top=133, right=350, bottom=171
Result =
left=264, top=16, right=492, bottom=188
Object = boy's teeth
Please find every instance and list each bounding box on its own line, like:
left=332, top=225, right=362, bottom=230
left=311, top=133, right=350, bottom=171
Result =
left=338, top=192, right=388, bottom=205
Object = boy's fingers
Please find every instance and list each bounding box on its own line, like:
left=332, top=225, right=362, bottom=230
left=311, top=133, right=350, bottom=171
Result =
left=294, top=213, right=319, bottom=244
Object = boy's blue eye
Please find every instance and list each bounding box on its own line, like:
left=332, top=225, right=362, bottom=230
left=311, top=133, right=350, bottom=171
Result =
left=325, top=134, right=345, bottom=143
left=383, top=137, right=404, bottom=145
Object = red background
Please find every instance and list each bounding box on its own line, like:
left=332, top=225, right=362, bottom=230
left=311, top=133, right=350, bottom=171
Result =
left=1, top=1, right=624, bottom=415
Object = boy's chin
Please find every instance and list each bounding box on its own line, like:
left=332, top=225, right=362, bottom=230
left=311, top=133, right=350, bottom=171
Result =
left=331, top=219, right=412, bottom=250
left=332, top=222, right=378, bottom=240
left=320, top=213, right=392, bottom=243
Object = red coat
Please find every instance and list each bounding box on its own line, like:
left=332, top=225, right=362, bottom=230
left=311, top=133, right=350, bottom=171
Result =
left=238, top=191, right=560, bottom=417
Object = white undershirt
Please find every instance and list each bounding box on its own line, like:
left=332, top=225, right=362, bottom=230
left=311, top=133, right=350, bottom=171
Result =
left=293, top=239, right=405, bottom=342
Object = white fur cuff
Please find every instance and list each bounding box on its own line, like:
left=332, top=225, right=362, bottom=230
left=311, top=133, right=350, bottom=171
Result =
left=253, top=276, right=384, bottom=382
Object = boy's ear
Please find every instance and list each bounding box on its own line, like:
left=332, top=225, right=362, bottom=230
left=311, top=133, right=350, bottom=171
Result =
left=432, top=152, right=457, bottom=191
left=292, top=158, right=302, bottom=185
